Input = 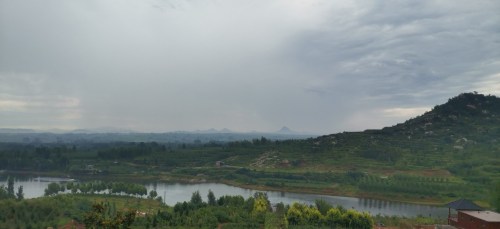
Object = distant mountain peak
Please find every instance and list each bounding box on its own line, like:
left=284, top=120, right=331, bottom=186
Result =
left=277, top=126, right=293, bottom=134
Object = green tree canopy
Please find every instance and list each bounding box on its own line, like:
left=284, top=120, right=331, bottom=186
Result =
left=207, top=189, right=216, bottom=206
left=7, top=177, right=14, bottom=198
left=44, top=183, right=63, bottom=196
left=190, top=191, right=203, bottom=207
left=16, top=185, right=23, bottom=200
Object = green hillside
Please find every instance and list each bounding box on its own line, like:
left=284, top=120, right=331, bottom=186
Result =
left=278, top=92, right=500, bottom=176
left=209, top=92, right=500, bottom=204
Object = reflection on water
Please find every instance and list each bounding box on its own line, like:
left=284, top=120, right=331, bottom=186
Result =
left=358, top=197, right=442, bottom=218
left=0, top=176, right=448, bottom=218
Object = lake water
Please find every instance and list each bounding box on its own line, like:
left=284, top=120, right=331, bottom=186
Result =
left=0, top=176, right=448, bottom=218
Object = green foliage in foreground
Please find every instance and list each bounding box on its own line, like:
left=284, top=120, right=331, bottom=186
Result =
left=0, top=195, right=92, bottom=229
left=0, top=191, right=376, bottom=229
left=0, top=177, right=24, bottom=201
left=84, top=202, right=136, bottom=229
left=286, top=202, right=373, bottom=228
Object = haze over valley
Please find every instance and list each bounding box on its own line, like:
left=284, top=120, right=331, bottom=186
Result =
left=1, top=1, right=500, bottom=228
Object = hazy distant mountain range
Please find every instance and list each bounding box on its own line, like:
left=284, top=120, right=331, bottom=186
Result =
left=0, top=126, right=308, bottom=135
left=4, top=92, right=499, bottom=146
left=0, top=126, right=316, bottom=143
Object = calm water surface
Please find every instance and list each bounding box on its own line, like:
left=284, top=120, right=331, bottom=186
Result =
left=0, top=176, right=447, bottom=218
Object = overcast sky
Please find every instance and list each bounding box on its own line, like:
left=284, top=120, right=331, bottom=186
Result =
left=1, top=0, right=499, bottom=134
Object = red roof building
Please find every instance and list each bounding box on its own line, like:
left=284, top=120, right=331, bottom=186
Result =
left=454, top=211, right=500, bottom=229
left=446, top=199, right=500, bottom=229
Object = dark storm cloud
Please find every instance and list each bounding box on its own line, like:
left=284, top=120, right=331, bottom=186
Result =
left=0, top=0, right=499, bottom=133
left=287, top=0, right=500, bottom=130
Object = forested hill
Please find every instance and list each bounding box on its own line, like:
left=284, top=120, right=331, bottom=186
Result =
left=306, top=91, right=494, bottom=148
left=384, top=92, right=500, bottom=138
left=293, top=93, right=499, bottom=182
left=311, top=92, right=500, bottom=158
left=229, top=92, right=495, bottom=202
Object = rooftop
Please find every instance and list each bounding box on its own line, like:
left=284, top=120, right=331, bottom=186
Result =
left=461, top=211, right=500, bottom=222
left=446, top=198, right=483, bottom=210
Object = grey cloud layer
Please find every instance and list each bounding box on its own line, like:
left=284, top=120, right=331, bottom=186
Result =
left=1, top=0, right=499, bottom=133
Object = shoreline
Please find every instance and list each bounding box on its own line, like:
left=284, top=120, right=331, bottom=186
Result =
left=2, top=170, right=451, bottom=207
